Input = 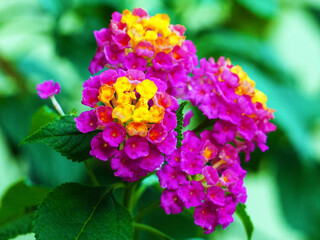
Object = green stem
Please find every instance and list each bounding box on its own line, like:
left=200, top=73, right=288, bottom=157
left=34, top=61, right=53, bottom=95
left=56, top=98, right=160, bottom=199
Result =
left=134, top=223, right=174, bottom=240
left=134, top=201, right=160, bottom=222
left=50, top=95, right=65, bottom=116
left=84, top=161, right=99, bottom=186
left=191, top=118, right=216, bottom=133
left=122, top=182, right=137, bottom=212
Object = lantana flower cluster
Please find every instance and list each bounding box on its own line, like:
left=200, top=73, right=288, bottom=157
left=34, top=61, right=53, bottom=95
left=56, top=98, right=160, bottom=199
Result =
left=75, top=68, right=179, bottom=182
left=89, top=8, right=198, bottom=96
left=187, top=57, right=276, bottom=159
left=155, top=57, right=276, bottom=232
left=35, top=7, right=276, bottom=235
left=158, top=130, right=247, bottom=233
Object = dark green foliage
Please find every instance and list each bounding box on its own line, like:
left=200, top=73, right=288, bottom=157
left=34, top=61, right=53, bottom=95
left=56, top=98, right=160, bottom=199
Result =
left=236, top=203, right=254, bottom=240
left=0, top=213, right=33, bottom=240
left=175, top=101, right=188, bottom=148
left=22, top=115, right=98, bottom=162
left=33, top=183, right=133, bottom=240
left=0, top=181, right=49, bottom=239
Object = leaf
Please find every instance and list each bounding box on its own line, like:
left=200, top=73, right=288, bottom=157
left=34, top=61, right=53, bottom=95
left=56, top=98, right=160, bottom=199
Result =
left=33, top=183, right=133, bottom=240
left=273, top=142, right=320, bottom=238
left=29, top=105, right=59, bottom=135
left=236, top=203, right=254, bottom=240
left=175, top=101, right=188, bottom=148
left=234, top=0, right=279, bottom=19
left=22, top=115, right=99, bottom=162
left=0, top=213, right=33, bottom=240
left=0, top=181, right=49, bottom=239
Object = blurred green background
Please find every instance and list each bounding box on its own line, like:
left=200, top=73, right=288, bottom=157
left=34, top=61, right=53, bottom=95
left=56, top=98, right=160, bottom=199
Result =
left=0, top=0, right=320, bottom=239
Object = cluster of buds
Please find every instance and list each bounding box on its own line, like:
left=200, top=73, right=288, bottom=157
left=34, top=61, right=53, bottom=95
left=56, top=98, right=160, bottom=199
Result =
left=37, top=8, right=276, bottom=235
left=89, top=8, right=198, bottom=96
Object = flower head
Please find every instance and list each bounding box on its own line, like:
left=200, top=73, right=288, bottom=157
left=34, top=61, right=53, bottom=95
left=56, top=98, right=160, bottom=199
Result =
left=76, top=68, right=178, bottom=181
left=36, top=80, right=61, bottom=99
left=89, top=8, right=198, bottom=97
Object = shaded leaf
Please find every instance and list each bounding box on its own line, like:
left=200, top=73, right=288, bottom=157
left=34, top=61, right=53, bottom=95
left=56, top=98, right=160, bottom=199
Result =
left=0, top=181, right=49, bottom=239
left=0, top=213, right=33, bottom=240
left=0, top=181, right=49, bottom=224
left=22, top=115, right=98, bottom=162
left=236, top=203, right=254, bottom=240
left=33, top=183, right=133, bottom=240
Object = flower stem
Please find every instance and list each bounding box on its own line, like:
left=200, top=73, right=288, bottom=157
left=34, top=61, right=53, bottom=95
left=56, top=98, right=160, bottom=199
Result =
left=133, top=223, right=174, bottom=240
left=122, top=182, right=137, bottom=212
left=84, top=160, right=99, bottom=186
left=134, top=200, right=160, bottom=222
left=191, top=118, right=216, bottom=133
left=50, top=95, right=65, bottom=116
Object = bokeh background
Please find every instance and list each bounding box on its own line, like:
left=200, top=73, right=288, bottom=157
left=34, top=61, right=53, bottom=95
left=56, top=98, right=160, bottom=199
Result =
left=0, top=0, right=320, bottom=239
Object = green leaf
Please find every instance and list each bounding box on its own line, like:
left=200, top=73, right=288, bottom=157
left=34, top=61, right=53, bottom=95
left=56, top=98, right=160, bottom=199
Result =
left=0, top=181, right=49, bottom=239
left=22, top=115, right=98, bottom=162
left=0, top=213, right=33, bottom=240
left=29, top=105, right=59, bottom=135
left=33, top=183, right=133, bottom=240
left=234, top=0, right=279, bottom=19
left=175, top=101, right=188, bottom=148
left=236, top=203, right=254, bottom=240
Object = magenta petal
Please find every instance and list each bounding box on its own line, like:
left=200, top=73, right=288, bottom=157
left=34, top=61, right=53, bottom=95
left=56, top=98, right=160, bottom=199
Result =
left=202, top=166, right=219, bottom=185
left=177, top=180, right=205, bottom=209
left=157, top=131, right=177, bottom=155
left=102, top=122, right=126, bottom=147
left=147, top=123, right=168, bottom=144
left=194, top=201, right=219, bottom=234
left=123, top=52, right=147, bottom=71
left=183, top=110, right=193, bottom=128
left=81, top=87, right=99, bottom=108
left=89, top=132, right=117, bottom=161
left=37, top=80, right=61, bottom=99
left=135, top=41, right=155, bottom=58
left=207, top=186, right=225, bottom=206
left=88, top=50, right=107, bottom=75
left=180, top=154, right=203, bottom=175
left=157, top=164, right=187, bottom=189
left=152, top=52, right=173, bottom=71
left=140, top=145, right=164, bottom=172
left=166, top=148, right=182, bottom=167
left=111, top=150, right=136, bottom=178
left=74, top=110, right=98, bottom=133
left=160, top=189, right=184, bottom=215
left=124, top=136, right=149, bottom=159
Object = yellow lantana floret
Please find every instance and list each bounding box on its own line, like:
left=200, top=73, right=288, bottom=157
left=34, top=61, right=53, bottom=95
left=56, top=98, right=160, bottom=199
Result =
left=121, top=9, right=139, bottom=28
left=113, top=77, right=132, bottom=95
left=98, top=84, right=115, bottom=105
left=112, top=104, right=134, bottom=122
left=232, top=65, right=256, bottom=97
left=126, top=121, right=148, bottom=137
left=135, top=97, right=149, bottom=109
left=132, top=108, right=152, bottom=122
left=252, top=89, right=268, bottom=109
left=116, top=92, right=132, bottom=105
left=149, top=105, right=165, bottom=123
left=136, top=79, right=157, bottom=100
